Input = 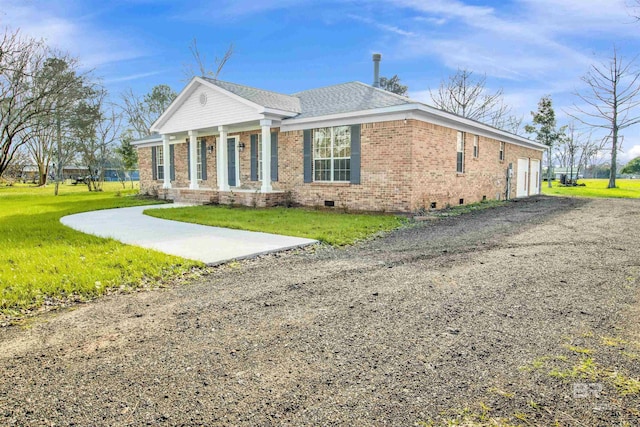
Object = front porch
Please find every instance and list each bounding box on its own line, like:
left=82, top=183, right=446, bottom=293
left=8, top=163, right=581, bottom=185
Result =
left=161, top=187, right=288, bottom=208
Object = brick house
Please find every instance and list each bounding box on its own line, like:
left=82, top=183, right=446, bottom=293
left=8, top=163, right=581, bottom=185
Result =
left=134, top=61, right=544, bottom=213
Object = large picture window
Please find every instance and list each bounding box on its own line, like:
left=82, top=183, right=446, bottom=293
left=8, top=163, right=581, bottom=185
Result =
left=456, top=131, right=465, bottom=173
left=156, top=146, right=164, bottom=180
left=313, top=126, right=351, bottom=182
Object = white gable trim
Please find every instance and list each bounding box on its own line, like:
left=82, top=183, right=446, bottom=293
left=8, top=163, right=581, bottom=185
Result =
left=280, top=103, right=546, bottom=152
left=151, top=77, right=266, bottom=133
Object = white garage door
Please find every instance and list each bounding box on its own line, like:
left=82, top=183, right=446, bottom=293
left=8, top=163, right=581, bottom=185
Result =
left=516, top=158, right=529, bottom=198
left=529, top=159, right=540, bottom=195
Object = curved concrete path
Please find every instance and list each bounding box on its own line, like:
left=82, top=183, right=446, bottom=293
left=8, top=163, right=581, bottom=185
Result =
left=60, top=204, right=317, bottom=265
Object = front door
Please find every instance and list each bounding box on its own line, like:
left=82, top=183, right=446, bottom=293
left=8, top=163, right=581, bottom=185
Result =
left=227, top=138, right=237, bottom=187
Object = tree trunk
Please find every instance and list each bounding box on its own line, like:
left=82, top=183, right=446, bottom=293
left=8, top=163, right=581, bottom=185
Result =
left=547, top=147, right=553, bottom=188
left=609, top=126, right=618, bottom=188
left=54, top=115, right=62, bottom=196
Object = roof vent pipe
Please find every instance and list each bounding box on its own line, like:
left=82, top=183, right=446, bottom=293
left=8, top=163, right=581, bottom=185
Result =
left=372, top=53, right=381, bottom=88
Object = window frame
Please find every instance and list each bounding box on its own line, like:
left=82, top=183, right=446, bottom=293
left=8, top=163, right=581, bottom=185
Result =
left=196, top=139, right=203, bottom=180
left=312, top=126, right=351, bottom=182
left=256, top=134, right=263, bottom=181
left=473, top=135, right=479, bottom=158
left=156, top=145, right=164, bottom=180
left=456, top=131, right=465, bottom=174
left=499, top=141, right=505, bottom=161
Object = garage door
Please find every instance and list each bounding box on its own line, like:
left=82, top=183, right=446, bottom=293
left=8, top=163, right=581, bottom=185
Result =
left=516, top=158, right=529, bottom=198
left=529, top=159, right=540, bottom=195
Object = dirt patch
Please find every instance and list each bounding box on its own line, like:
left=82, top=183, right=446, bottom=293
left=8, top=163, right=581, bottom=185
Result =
left=1, top=196, right=639, bottom=426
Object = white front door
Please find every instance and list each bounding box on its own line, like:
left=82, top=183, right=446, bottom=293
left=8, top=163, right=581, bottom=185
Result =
left=529, top=159, right=540, bottom=195
left=516, top=158, right=529, bottom=198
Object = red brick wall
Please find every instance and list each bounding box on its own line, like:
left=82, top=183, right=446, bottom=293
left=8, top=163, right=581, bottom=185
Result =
left=137, top=120, right=543, bottom=212
left=410, top=121, right=542, bottom=210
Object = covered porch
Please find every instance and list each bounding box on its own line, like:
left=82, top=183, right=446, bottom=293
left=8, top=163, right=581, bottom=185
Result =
left=144, top=76, right=301, bottom=206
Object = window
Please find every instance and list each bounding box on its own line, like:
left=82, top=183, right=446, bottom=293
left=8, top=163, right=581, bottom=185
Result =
left=499, top=141, right=505, bottom=161
left=196, top=140, right=203, bottom=180
left=473, top=135, right=479, bottom=158
left=255, top=134, right=263, bottom=180
left=156, top=146, right=164, bottom=180
left=313, top=126, right=351, bottom=182
left=456, top=131, right=465, bottom=173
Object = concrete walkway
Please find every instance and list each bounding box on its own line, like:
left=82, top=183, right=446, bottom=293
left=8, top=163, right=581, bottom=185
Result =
left=60, top=204, right=317, bottom=265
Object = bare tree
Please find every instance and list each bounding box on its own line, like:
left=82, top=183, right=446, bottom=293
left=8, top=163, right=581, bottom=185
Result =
left=72, top=88, right=122, bottom=192
left=571, top=47, right=640, bottom=188
left=182, top=38, right=234, bottom=81
left=0, top=30, right=62, bottom=178
left=120, top=85, right=176, bottom=139
left=23, top=113, right=55, bottom=185
left=430, top=68, right=518, bottom=130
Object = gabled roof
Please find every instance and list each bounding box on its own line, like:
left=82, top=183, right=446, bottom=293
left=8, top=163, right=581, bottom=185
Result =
left=203, top=78, right=301, bottom=113
left=292, top=81, right=411, bottom=119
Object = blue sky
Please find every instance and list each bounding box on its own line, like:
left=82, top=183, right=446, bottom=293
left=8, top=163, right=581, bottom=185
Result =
left=2, top=0, right=640, bottom=161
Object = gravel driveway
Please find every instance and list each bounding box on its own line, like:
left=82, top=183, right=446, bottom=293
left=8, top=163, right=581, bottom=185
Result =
left=1, top=196, right=639, bottom=426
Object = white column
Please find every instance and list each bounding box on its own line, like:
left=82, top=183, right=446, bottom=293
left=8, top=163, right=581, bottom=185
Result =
left=260, top=119, right=272, bottom=192
left=217, top=126, right=229, bottom=191
left=162, top=134, right=171, bottom=189
left=188, top=130, right=199, bottom=189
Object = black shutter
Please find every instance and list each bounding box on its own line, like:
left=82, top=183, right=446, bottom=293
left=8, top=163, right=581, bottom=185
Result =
left=200, top=140, right=207, bottom=180
left=303, top=129, right=312, bottom=183
left=187, top=141, right=191, bottom=177
left=271, top=132, right=278, bottom=182
left=350, top=124, right=361, bottom=184
left=169, top=144, right=175, bottom=181
left=250, top=134, right=257, bottom=181
left=151, top=146, right=157, bottom=180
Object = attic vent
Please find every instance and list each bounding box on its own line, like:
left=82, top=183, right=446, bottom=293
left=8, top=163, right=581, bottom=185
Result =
left=199, top=92, right=208, bottom=106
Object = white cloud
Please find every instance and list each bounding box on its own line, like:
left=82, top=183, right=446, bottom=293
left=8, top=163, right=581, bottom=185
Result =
left=0, top=0, right=144, bottom=69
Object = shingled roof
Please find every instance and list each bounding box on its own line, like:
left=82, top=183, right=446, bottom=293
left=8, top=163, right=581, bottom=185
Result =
left=204, top=78, right=302, bottom=113
left=291, top=81, right=412, bottom=119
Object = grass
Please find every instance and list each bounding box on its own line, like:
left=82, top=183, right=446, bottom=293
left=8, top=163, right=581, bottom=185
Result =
left=541, top=179, right=640, bottom=198
left=0, top=182, right=199, bottom=317
left=145, top=205, right=406, bottom=246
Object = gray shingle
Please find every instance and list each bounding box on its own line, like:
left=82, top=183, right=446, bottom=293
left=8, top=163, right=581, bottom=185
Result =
left=291, top=81, right=412, bottom=119
left=204, top=78, right=301, bottom=113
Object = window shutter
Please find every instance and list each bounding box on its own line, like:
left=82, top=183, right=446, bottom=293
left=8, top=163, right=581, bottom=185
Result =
left=200, top=141, right=207, bottom=180
left=169, top=144, right=175, bottom=181
left=303, top=129, right=312, bottom=183
left=350, top=124, right=361, bottom=184
left=151, top=147, right=157, bottom=180
left=187, top=141, right=191, bottom=177
left=271, top=132, right=278, bottom=182
left=250, top=134, right=257, bottom=181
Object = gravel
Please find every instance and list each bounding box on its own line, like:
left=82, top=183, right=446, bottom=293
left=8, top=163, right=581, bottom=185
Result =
left=1, top=196, right=639, bottom=426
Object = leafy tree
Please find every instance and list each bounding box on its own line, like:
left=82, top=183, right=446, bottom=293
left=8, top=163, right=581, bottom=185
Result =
left=571, top=47, right=640, bottom=188
left=621, top=157, right=640, bottom=175
left=120, top=84, right=177, bottom=139
left=525, top=96, right=566, bottom=187
left=379, top=75, right=408, bottom=96
left=430, top=68, right=521, bottom=133
left=116, top=131, right=138, bottom=188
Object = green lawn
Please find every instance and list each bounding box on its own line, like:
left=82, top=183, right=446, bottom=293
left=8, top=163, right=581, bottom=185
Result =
left=145, top=205, right=406, bottom=246
left=541, top=179, right=640, bottom=198
left=0, top=182, right=199, bottom=317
